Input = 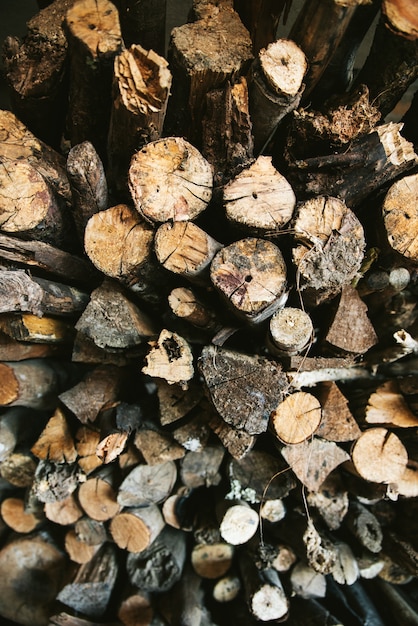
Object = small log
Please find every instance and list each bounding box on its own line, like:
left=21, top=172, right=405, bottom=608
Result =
left=0, top=533, right=68, bottom=626
left=210, top=237, right=288, bottom=324
left=128, top=137, right=213, bottom=224
left=165, top=6, right=253, bottom=144
left=172, top=407, right=211, bottom=452
left=0, top=406, right=49, bottom=463
left=31, top=406, right=77, bottom=464
left=44, top=493, right=84, bottom=526
left=108, top=44, right=172, bottom=196
left=239, top=553, right=289, bottom=621
left=180, top=443, right=225, bottom=489
left=0, top=358, right=80, bottom=410
left=351, top=427, right=408, bottom=484
left=154, top=221, right=222, bottom=284
left=285, top=596, right=342, bottom=626
left=168, top=287, right=222, bottom=335
left=199, top=345, right=287, bottom=435
left=78, top=469, right=121, bottom=521
left=382, top=172, right=418, bottom=263
left=0, top=312, right=74, bottom=345
left=142, top=329, right=194, bottom=387
left=290, top=561, right=326, bottom=599
left=267, top=306, right=313, bottom=357
left=331, top=540, right=359, bottom=586
left=212, top=574, right=241, bottom=602
left=110, top=505, right=165, bottom=553
left=57, top=543, right=119, bottom=618
left=218, top=500, right=259, bottom=545
left=191, top=542, right=234, bottom=579
left=292, top=196, right=365, bottom=308
left=281, top=438, right=350, bottom=492
left=316, top=381, right=362, bottom=442
left=75, top=279, right=156, bottom=351
left=344, top=500, right=383, bottom=554
left=223, top=155, right=296, bottom=235
left=117, top=590, right=154, bottom=626
left=270, top=391, right=322, bottom=445
left=0, top=329, right=66, bottom=361
left=248, top=39, right=307, bottom=154
left=64, top=529, right=100, bottom=564
left=0, top=451, right=38, bottom=488
left=64, top=0, right=123, bottom=161
left=117, top=460, right=177, bottom=507
left=115, top=0, right=167, bottom=56
left=134, top=427, right=185, bottom=465
left=0, top=496, right=44, bottom=534
left=209, top=412, right=256, bottom=460
left=126, top=526, right=187, bottom=590
left=271, top=544, right=297, bottom=573
left=260, top=498, right=286, bottom=523
left=66, top=141, right=108, bottom=242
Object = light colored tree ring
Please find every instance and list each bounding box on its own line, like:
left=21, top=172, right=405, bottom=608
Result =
left=382, top=173, right=418, bottom=261
left=271, top=391, right=322, bottom=444
left=219, top=504, right=259, bottom=545
left=78, top=477, right=120, bottom=521
left=154, top=221, right=211, bottom=275
left=269, top=307, right=313, bottom=352
left=259, top=39, right=307, bottom=96
left=191, top=543, right=234, bottom=579
left=351, top=427, right=408, bottom=483
left=0, top=498, right=39, bottom=533
left=110, top=512, right=151, bottom=553
left=0, top=363, right=19, bottom=405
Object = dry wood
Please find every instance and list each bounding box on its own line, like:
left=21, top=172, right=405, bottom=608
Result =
left=180, top=443, right=225, bottom=489
left=199, top=345, right=287, bottom=435
left=66, top=140, right=108, bottom=241
left=57, top=543, right=119, bottom=618
left=316, top=381, right=361, bottom=442
left=382, top=172, right=418, bottom=263
left=0, top=312, right=74, bottom=345
left=213, top=574, right=241, bottom=602
left=128, top=137, right=213, bottom=223
left=271, top=391, right=322, bottom=444
left=78, top=470, right=121, bottom=521
left=32, top=459, right=83, bottom=503
left=290, top=562, right=326, bottom=599
left=191, top=542, right=234, bottom=579
left=351, top=427, right=408, bottom=484
left=383, top=0, right=418, bottom=38
left=209, top=412, right=256, bottom=460
left=31, top=406, right=77, bottom=463
left=344, top=500, right=383, bottom=554
left=44, top=493, right=84, bottom=526
left=365, top=379, right=418, bottom=428
left=234, top=0, right=291, bottom=54
left=0, top=496, right=44, bottom=533
left=117, top=590, right=154, bottom=626
left=142, top=329, right=194, bottom=387
left=64, top=0, right=123, bottom=161
left=117, top=460, right=177, bottom=507
left=331, top=541, right=359, bottom=586
left=0, top=451, right=37, bottom=488
left=268, top=306, right=313, bottom=356
left=239, top=553, right=289, bottom=621
left=115, top=0, right=167, bottom=56
left=172, top=408, right=211, bottom=452
left=210, top=237, right=287, bottom=323
left=218, top=500, right=259, bottom=545
left=64, top=529, right=100, bottom=564
left=0, top=329, right=66, bottom=361
left=168, top=287, right=221, bottom=334
left=223, top=155, right=296, bottom=234
left=110, top=505, right=165, bottom=553
left=248, top=39, right=307, bottom=154
left=134, top=427, right=185, bottom=465
left=156, top=378, right=203, bottom=426
left=155, top=221, right=222, bottom=284
left=165, top=6, right=253, bottom=144
left=0, top=406, right=49, bottom=463
left=0, top=533, right=68, bottom=626
left=75, top=517, right=108, bottom=546
left=108, top=44, right=172, bottom=196
left=75, top=425, right=103, bottom=475
left=307, top=473, right=349, bottom=531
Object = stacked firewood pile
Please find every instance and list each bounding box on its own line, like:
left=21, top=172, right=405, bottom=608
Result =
left=1, top=0, right=418, bottom=624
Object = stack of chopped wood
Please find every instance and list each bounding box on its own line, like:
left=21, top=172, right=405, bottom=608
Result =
left=1, top=0, right=418, bottom=624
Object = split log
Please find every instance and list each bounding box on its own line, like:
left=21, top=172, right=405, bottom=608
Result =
left=210, top=237, right=288, bottom=323
left=44, top=493, right=84, bottom=526
left=126, top=526, right=187, bottom=590
left=134, top=425, right=185, bottom=465
left=168, top=287, right=222, bottom=335
left=66, top=141, right=108, bottom=242
left=365, top=379, right=418, bottom=428
left=270, top=391, right=322, bottom=445
left=344, top=500, right=383, bottom=554
left=117, top=460, right=177, bottom=507
left=110, top=505, right=165, bottom=553
left=64, top=0, right=124, bottom=161
left=0, top=496, right=44, bottom=533
left=2, top=0, right=73, bottom=148
left=209, top=412, right=256, bottom=460
left=75, top=426, right=103, bottom=475
left=0, top=533, right=68, bottom=626
left=0, top=329, right=67, bottom=361
left=154, top=221, right=222, bottom=284
left=57, top=543, right=119, bottom=618
left=115, top=0, right=167, bottom=56
left=239, top=553, right=289, bottom=621
left=172, top=406, right=211, bottom=452
left=292, top=196, right=365, bottom=308
left=108, top=44, right=172, bottom=196
left=142, top=329, right=194, bottom=387
left=223, top=155, right=296, bottom=235
left=128, top=137, right=214, bottom=224
left=199, top=345, right=287, bottom=435
left=64, top=529, right=100, bottom=564
left=31, top=406, right=77, bottom=464
left=248, top=39, right=307, bottom=155
left=156, top=379, right=203, bottom=426
left=267, top=306, right=313, bottom=357
left=165, top=5, right=253, bottom=144
left=315, top=381, right=361, bottom=442
left=381, top=172, right=418, bottom=263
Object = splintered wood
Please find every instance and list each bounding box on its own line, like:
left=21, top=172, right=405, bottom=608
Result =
left=1, top=0, right=418, bottom=625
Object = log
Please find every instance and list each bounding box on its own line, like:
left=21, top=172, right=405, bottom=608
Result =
left=315, top=381, right=361, bottom=442
left=78, top=468, right=121, bottom=521
left=290, top=561, right=327, bottom=599
left=64, top=0, right=123, bottom=161
left=267, top=306, right=313, bottom=357
left=0, top=312, right=74, bottom=345
left=75, top=425, right=103, bottom=475
left=75, top=517, right=108, bottom=546
left=156, top=379, right=203, bottom=426
left=218, top=500, right=259, bottom=545
left=64, top=529, right=100, bottom=564
left=0, top=406, right=49, bottom=463
left=180, top=443, right=225, bottom=488
left=239, top=553, right=289, bottom=621
left=128, top=137, right=214, bottom=223
left=168, top=287, right=222, bottom=335
left=306, top=473, right=349, bottom=531
left=134, top=426, right=185, bottom=465
left=191, top=542, right=234, bottom=579
left=31, top=406, right=77, bottom=464
left=209, top=412, right=256, bottom=460
left=212, top=574, right=241, bottom=603
left=351, top=427, right=408, bottom=484
left=44, top=493, right=84, bottom=526
left=0, top=451, right=37, bottom=488
left=142, top=329, right=194, bottom=387
left=117, top=460, right=177, bottom=507
left=344, top=500, right=383, bottom=554
left=115, top=0, right=167, bottom=56
left=381, top=172, right=418, bottom=263
left=270, top=391, right=322, bottom=445
left=248, top=39, right=307, bottom=154
left=210, top=237, right=288, bottom=323
left=110, top=505, right=165, bottom=553
left=108, top=45, right=172, bottom=196
left=0, top=496, right=44, bottom=534
left=234, top=0, right=291, bottom=54
left=32, top=459, right=83, bottom=503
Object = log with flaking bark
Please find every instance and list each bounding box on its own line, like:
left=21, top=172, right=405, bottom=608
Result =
left=322, top=285, right=378, bottom=355
left=117, top=460, right=177, bottom=507
left=44, top=493, right=84, bottom=526
left=267, top=306, right=313, bottom=357
left=2, top=0, right=73, bottom=148
left=32, top=459, right=84, bottom=503
left=78, top=468, right=121, bottom=521
left=154, top=221, right=222, bottom=285
left=110, top=504, right=165, bottom=553
left=248, top=39, right=307, bottom=155
left=0, top=358, right=81, bottom=410
left=31, top=406, right=77, bottom=464
left=209, top=411, right=256, bottom=460
left=128, top=137, right=214, bottom=224
left=75, top=279, right=156, bottom=352
left=381, top=172, right=418, bottom=263
left=287, top=123, right=418, bottom=206
left=115, top=0, right=167, bottom=56
left=199, top=345, right=287, bottom=435
left=270, top=391, right=322, bottom=445
left=126, top=526, right=187, bottom=591
left=0, top=268, right=88, bottom=317
left=64, top=0, right=123, bottom=161
left=201, top=77, right=254, bottom=188
left=351, top=427, right=408, bottom=484
left=64, top=529, right=100, bottom=564
left=281, top=438, right=350, bottom=492
left=223, top=155, right=296, bottom=235
left=239, top=553, right=289, bottom=621
left=171, top=405, right=211, bottom=453
left=142, top=329, right=194, bottom=388
left=344, top=500, right=383, bottom=554
left=289, top=0, right=367, bottom=99
left=57, top=543, right=119, bottom=618
left=0, top=496, right=44, bottom=534
left=0, top=532, right=68, bottom=626
left=165, top=5, right=253, bottom=145
left=316, top=381, right=361, bottom=442
left=168, top=287, right=222, bottom=335
left=307, top=472, right=349, bottom=531
left=218, top=500, right=259, bottom=545
left=292, top=196, right=365, bottom=308
left=210, top=237, right=288, bottom=324
left=352, top=12, right=418, bottom=118
left=66, top=141, right=108, bottom=242
left=0, top=312, right=74, bottom=345
left=59, top=364, right=123, bottom=425
left=180, top=443, right=225, bottom=489
left=108, top=44, right=172, bottom=196
left=365, top=379, right=418, bottom=428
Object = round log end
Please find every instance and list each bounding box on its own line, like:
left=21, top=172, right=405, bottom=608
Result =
left=0, top=363, right=19, bottom=406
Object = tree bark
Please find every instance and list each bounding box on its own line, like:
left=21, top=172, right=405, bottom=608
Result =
left=115, top=0, right=167, bottom=56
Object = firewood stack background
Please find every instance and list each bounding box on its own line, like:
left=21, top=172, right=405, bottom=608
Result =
left=1, top=0, right=418, bottom=624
